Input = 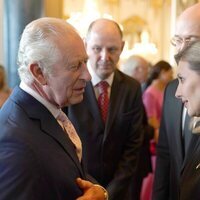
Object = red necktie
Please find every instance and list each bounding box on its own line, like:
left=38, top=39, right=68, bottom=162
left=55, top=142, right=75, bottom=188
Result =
left=97, top=81, right=109, bottom=123
left=57, top=110, right=82, bottom=162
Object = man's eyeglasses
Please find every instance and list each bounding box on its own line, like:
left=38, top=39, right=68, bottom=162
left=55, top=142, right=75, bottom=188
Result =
left=170, top=35, right=200, bottom=53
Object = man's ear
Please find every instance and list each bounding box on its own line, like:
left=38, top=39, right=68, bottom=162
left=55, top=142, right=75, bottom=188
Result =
left=83, top=37, right=87, bottom=48
left=29, top=63, right=47, bottom=85
left=121, top=41, right=125, bottom=52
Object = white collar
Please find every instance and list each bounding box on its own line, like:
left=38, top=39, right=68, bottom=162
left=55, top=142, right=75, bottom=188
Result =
left=20, top=81, right=61, bottom=119
left=87, top=63, right=114, bottom=87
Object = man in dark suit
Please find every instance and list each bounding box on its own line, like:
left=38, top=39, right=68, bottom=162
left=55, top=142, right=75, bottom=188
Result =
left=122, top=55, right=154, bottom=200
left=67, top=18, right=143, bottom=200
left=153, top=3, right=200, bottom=200
left=0, top=17, right=108, bottom=200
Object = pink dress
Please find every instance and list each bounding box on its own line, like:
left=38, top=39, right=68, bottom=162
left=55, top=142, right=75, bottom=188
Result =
left=143, top=86, right=163, bottom=124
left=141, top=86, right=164, bottom=200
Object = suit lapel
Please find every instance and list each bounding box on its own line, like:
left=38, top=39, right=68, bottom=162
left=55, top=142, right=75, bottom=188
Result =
left=167, top=80, right=185, bottom=169
left=104, top=70, right=123, bottom=140
left=170, top=97, right=184, bottom=168
left=83, top=70, right=124, bottom=139
left=39, top=115, right=84, bottom=175
left=177, top=105, right=185, bottom=165
left=181, top=134, right=200, bottom=172
left=12, top=86, right=84, bottom=176
left=84, top=82, right=104, bottom=129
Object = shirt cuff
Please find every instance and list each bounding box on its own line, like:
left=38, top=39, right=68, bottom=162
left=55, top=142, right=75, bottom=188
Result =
left=93, top=184, right=109, bottom=200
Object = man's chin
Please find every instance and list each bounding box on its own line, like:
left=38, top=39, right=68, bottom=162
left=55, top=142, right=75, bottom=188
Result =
left=97, top=71, right=112, bottom=79
left=69, top=96, right=84, bottom=105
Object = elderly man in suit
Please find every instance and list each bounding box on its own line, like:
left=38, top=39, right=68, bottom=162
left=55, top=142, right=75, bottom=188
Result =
left=153, top=3, right=200, bottom=200
left=0, top=17, right=108, bottom=200
left=67, top=18, right=143, bottom=200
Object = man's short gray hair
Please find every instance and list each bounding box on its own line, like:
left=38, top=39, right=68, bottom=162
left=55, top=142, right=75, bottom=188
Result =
left=121, top=55, right=148, bottom=77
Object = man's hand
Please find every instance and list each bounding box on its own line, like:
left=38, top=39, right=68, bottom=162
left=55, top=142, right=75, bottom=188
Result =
left=76, top=178, right=108, bottom=200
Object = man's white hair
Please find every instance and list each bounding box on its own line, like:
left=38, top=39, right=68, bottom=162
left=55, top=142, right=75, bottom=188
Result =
left=17, top=17, right=77, bottom=83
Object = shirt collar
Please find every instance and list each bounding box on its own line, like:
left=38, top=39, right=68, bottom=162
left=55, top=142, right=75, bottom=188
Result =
left=87, top=63, right=114, bottom=87
left=19, top=81, right=61, bottom=119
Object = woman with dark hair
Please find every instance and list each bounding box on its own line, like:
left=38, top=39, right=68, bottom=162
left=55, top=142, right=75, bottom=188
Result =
left=141, top=60, right=173, bottom=200
left=0, top=65, right=11, bottom=108
left=143, top=60, right=173, bottom=142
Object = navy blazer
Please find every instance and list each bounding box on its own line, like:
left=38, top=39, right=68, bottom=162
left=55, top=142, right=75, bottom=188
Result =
left=153, top=79, right=200, bottom=200
left=67, top=69, right=143, bottom=200
left=0, top=86, right=89, bottom=200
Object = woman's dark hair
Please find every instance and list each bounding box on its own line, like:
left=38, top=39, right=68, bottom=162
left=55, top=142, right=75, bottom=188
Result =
left=146, top=60, right=172, bottom=88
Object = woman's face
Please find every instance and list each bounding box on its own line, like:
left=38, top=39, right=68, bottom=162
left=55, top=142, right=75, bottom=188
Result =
left=159, top=68, right=173, bottom=85
left=175, top=60, right=200, bottom=117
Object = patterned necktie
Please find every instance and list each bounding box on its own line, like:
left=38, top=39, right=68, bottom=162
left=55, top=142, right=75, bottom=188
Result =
left=97, top=81, right=109, bottom=123
left=57, top=110, right=82, bottom=162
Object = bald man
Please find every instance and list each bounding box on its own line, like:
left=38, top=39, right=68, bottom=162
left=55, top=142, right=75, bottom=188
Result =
left=67, top=18, right=143, bottom=200
left=153, top=3, right=200, bottom=200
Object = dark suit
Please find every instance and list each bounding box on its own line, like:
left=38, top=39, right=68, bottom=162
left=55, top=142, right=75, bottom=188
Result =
left=0, top=86, right=91, bottom=200
left=153, top=79, right=200, bottom=200
left=131, top=105, right=154, bottom=200
left=67, top=69, right=143, bottom=200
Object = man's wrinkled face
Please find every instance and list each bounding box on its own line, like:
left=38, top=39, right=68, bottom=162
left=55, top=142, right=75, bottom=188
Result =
left=44, top=35, right=91, bottom=108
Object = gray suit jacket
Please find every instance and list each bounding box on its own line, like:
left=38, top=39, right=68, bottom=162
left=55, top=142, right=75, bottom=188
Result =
left=67, top=69, right=143, bottom=200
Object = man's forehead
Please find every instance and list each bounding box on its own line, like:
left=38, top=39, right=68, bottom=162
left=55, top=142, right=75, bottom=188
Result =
left=176, top=9, right=200, bottom=36
left=175, top=19, right=200, bottom=36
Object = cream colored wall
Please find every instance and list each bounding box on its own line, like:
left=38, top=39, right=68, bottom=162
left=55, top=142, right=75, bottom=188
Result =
left=0, top=0, right=199, bottom=66
left=120, top=1, right=171, bottom=64
left=63, top=0, right=171, bottom=64
left=44, top=0, right=64, bottom=18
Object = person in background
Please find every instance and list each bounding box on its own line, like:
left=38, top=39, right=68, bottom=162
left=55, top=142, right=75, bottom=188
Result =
left=67, top=18, right=144, bottom=200
left=143, top=60, right=173, bottom=143
left=153, top=3, right=200, bottom=200
left=174, top=40, right=200, bottom=199
left=122, top=55, right=151, bottom=92
left=122, top=55, right=154, bottom=200
left=142, top=60, right=173, bottom=200
left=0, top=17, right=108, bottom=200
left=0, top=65, right=11, bottom=108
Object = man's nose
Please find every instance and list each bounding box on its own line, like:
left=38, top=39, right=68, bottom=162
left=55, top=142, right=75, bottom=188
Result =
left=100, top=49, right=110, bottom=61
left=175, top=84, right=181, bottom=99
